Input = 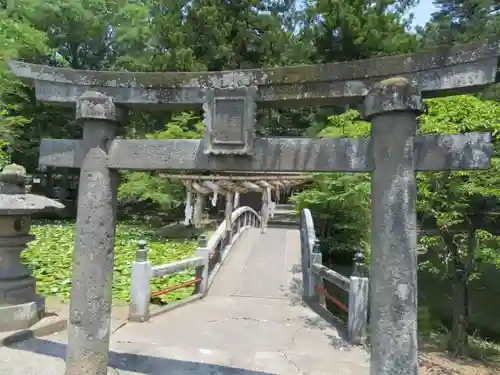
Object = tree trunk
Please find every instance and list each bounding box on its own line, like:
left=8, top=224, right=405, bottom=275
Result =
left=449, top=264, right=468, bottom=356
left=446, top=229, right=476, bottom=356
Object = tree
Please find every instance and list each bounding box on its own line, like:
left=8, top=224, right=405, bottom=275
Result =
left=0, top=6, right=50, bottom=168
left=185, top=0, right=300, bottom=71
left=416, top=95, right=500, bottom=355
left=303, top=0, right=419, bottom=63
left=287, top=0, right=420, bottom=140
left=111, top=0, right=201, bottom=72
left=13, top=0, right=124, bottom=69
left=291, top=110, right=371, bottom=263
left=419, top=0, right=500, bottom=47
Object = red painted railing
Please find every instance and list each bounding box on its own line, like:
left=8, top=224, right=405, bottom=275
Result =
left=314, top=284, right=348, bottom=313
left=151, top=278, right=202, bottom=298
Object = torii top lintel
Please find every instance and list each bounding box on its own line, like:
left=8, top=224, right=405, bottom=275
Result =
left=9, top=39, right=500, bottom=109
left=11, top=41, right=496, bottom=172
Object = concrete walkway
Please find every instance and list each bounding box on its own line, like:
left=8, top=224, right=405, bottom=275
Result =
left=0, top=227, right=369, bottom=374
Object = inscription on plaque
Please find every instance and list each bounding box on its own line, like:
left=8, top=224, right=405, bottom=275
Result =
left=203, top=87, right=257, bottom=155
left=213, top=99, right=245, bottom=144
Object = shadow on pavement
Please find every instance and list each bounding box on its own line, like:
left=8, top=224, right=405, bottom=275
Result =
left=7, top=337, right=274, bottom=375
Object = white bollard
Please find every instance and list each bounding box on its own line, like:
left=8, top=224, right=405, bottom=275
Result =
left=348, top=276, right=369, bottom=344
left=128, top=240, right=152, bottom=322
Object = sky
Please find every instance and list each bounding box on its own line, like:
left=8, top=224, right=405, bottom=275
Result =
left=411, top=0, right=437, bottom=27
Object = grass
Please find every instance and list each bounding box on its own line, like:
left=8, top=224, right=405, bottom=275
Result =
left=467, top=335, right=500, bottom=367
left=22, top=220, right=200, bottom=304
left=420, top=332, right=500, bottom=371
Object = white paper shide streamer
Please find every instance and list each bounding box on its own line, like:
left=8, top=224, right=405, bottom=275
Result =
left=268, top=187, right=276, bottom=218
left=211, top=191, right=218, bottom=207
left=184, top=183, right=193, bottom=225
left=233, top=192, right=240, bottom=209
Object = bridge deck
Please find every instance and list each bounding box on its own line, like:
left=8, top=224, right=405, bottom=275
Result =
left=0, top=228, right=369, bottom=374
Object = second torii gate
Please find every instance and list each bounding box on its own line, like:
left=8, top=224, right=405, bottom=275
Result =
left=165, top=172, right=307, bottom=231
left=9, top=39, right=498, bottom=375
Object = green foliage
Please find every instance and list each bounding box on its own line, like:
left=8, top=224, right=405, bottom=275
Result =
left=0, top=8, right=50, bottom=165
left=291, top=173, right=371, bottom=258
left=185, top=0, right=306, bottom=70
left=417, top=96, right=500, bottom=274
left=145, top=112, right=205, bottom=140
left=319, top=109, right=370, bottom=138
left=419, top=0, right=500, bottom=47
left=0, top=140, right=9, bottom=168
left=15, top=0, right=123, bottom=69
left=112, top=0, right=202, bottom=71
left=304, top=0, right=419, bottom=62
left=22, top=221, right=198, bottom=303
left=292, top=110, right=371, bottom=261
left=118, top=112, right=204, bottom=211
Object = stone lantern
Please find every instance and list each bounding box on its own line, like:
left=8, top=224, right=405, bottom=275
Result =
left=0, top=164, right=64, bottom=332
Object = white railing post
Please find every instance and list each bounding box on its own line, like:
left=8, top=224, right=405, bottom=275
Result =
left=225, top=192, right=234, bottom=242
left=195, top=233, right=210, bottom=295
left=348, top=247, right=369, bottom=343
left=300, top=207, right=370, bottom=344
left=261, top=189, right=268, bottom=233
left=235, top=213, right=240, bottom=234
left=300, top=211, right=308, bottom=299
left=129, top=239, right=152, bottom=322
left=348, top=275, right=369, bottom=344
left=309, top=240, right=324, bottom=304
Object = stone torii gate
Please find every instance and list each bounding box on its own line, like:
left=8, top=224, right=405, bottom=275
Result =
left=9, top=39, right=499, bottom=375
left=165, top=172, right=307, bottom=231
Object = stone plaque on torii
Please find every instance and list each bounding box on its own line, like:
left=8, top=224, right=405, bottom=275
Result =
left=9, top=39, right=499, bottom=375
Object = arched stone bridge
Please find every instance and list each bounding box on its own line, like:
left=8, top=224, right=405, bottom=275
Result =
left=1, top=206, right=370, bottom=374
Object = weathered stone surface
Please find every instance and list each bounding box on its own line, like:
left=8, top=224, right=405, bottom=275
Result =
left=66, top=92, right=122, bottom=375
left=10, top=39, right=500, bottom=87
left=361, top=77, right=426, bottom=119
left=0, top=314, right=67, bottom=347
left=76, top=91, right=122, bottom=122
left=0, top=164, right=26, bottom=195
left=203, top=87, right=257, bottom=155
left=0, top=164, right=64, bottom=215
left=366, top=88, right=423, bottom=375
left=66, top=145, right=118, bottom=375
left=0, top=164, right=63, bottom=332
left=28, top=58, right=497, bottom=108
left=9, top=39, right=500, bottom=107
left=0, top=195, right=65, bottom=216
left=0, top=298, right=45, bottom=332
left=38, top=132, right=492, bottom=172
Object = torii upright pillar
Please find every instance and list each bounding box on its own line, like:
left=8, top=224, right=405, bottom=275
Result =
left=66, top=92, right=125, bottom=375
left=363, top=78, right=423, bottom=375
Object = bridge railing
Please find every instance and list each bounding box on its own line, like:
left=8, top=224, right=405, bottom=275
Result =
left=205, top=206, right=261, bottom=287
left=128, top=206, right=261, bottom=322
left=300, top=208, right=369, bottom=344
